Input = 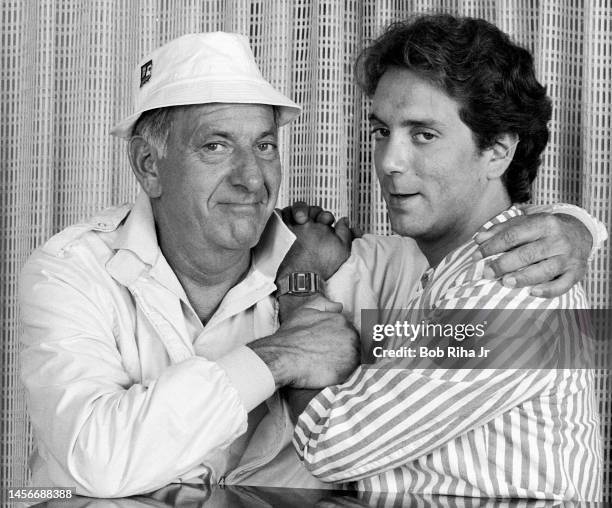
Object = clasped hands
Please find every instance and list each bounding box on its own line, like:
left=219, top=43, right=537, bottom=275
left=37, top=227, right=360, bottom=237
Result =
left=248, top=202, right=592, bottom=420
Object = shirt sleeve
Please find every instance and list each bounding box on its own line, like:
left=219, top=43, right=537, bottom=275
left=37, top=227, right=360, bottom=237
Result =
left=292, top=279, right=577, bottom=483
left=325, top=235, right=428, bottom=331
left=19, top=249, right=270, bottom=498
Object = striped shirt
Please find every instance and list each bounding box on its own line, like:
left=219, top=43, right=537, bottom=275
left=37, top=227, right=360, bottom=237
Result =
left=293, top=207, right=602, bottom=500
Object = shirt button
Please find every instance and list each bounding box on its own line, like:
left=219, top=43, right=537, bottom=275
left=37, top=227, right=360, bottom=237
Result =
left=420, top=273, right=431, bottom=288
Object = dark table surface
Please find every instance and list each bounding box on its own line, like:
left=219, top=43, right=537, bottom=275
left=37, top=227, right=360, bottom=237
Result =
left=30, top=484, right=611, bottom=507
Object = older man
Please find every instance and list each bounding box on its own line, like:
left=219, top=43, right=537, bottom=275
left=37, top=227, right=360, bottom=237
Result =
left=20, top=30, right=602, bottom=499
left=19, top=33, right=360, bottom=498
left=288, top=15, right=604, bottom=500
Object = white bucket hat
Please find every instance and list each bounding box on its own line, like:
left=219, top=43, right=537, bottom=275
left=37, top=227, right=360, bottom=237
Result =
left=110, top=32, right=301, bottom=138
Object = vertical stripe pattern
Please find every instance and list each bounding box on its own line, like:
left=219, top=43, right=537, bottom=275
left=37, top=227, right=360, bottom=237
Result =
left=293, top=207, right=603, bottom=500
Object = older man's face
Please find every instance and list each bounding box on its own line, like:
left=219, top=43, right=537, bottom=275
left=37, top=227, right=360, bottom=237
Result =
left=154, top=103, right=280, bottom=255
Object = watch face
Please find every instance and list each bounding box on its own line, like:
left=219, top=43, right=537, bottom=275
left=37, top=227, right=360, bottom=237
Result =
left=288, top=272, right=320, bottom=294
left=292, top=273, right=310, bottom=292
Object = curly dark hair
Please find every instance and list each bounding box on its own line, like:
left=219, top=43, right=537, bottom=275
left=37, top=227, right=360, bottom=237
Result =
left=357, top=14, right=552, bottom=203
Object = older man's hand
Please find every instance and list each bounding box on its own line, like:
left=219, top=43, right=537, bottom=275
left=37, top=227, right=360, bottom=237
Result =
left=474, top=212, right=592, bottom=297
left=249, top=295, right=360, bottom=389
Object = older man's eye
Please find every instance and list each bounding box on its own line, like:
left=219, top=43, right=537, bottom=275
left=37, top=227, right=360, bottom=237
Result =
left=203, top=142, right=224, bottom=152
left=257, top=142, right=277, bottom=152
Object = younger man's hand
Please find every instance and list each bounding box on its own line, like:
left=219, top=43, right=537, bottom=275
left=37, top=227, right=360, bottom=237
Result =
left=279, top=201, right=337, bottom=226
left=278, top=217, right=355, bottom=281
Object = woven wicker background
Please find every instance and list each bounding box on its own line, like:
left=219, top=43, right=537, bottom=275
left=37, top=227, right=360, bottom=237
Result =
left=1, top=0, right=610, bottom=501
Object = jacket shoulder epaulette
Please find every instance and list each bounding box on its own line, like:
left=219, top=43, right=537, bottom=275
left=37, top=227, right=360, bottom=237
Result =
left=41, top=203, right=132, bottom=256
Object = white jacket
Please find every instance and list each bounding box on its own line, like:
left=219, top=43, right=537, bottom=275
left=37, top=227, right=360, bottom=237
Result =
left=20, top=193, right=325, bottom=497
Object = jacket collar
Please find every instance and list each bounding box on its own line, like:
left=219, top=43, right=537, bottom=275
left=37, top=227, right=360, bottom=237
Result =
left=111, top=192, right=160, bottom=267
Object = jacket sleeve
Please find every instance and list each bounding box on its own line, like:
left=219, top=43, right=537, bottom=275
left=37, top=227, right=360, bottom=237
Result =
left=20, top=249, right=274, bottom=498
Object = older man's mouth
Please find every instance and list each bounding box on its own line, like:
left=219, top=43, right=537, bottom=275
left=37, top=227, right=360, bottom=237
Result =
left=218, top=201, right=265, bottom=211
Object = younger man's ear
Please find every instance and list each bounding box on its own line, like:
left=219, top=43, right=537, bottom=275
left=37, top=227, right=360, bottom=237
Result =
left=486, top=133, right=520, bottom=179
left=128, top=136, right=163, bottom=198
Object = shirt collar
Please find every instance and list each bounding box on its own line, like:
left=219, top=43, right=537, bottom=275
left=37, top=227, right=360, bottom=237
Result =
left=251, top=210, right=296, bottom=281
left=206, top=211, right=296, bottom=326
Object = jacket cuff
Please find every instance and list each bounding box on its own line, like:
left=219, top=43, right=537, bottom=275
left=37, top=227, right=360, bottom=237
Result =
left=216, top=346, right=275, bottom=412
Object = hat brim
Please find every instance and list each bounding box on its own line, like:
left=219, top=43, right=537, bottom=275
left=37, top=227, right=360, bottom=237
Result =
left=110, top=78, right=301, bottom=138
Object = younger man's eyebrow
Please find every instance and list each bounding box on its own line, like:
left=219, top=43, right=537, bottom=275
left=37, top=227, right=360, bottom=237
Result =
left=401, top=118, right=444, bottom=128
left=368, top=112, right=445, bottom=128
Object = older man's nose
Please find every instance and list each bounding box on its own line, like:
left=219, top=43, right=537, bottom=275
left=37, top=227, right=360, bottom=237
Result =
left=230, top=148, right=265, bottom=192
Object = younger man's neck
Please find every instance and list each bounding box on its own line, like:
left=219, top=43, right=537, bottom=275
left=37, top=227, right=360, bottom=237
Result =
left=418, top=191, right=512, bottom=268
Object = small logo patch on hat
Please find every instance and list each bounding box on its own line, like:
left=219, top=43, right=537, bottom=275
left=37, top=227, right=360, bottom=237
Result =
left=140, top=60, right=153, bottom=87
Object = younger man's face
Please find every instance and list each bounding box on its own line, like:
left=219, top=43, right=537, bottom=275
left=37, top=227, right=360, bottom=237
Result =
left=369, top=66, right=493, bottom=243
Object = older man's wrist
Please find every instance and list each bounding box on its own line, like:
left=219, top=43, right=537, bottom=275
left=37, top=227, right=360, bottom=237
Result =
left=248, top=340, right=293, bottom=388
left=556, top=213, right=593, bottom=260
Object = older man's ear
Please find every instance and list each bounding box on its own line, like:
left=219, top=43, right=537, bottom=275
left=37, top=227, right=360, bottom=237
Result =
left=128, top=136, right=163, bottom=198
